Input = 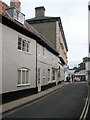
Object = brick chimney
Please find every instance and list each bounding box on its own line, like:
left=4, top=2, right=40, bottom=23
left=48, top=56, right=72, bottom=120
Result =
left=10, top=0, right=21, bottom=11
left=35, top=6, right=45, bottom=17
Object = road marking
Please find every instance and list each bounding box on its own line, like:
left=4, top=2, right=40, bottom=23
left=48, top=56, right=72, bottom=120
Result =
left=83, top=99, right=89, bottom=119
left=79, top=91, right=89, bottom=120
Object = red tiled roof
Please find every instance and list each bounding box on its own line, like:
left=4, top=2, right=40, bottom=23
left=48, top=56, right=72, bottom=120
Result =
left=0, top=1, right=39, bottom=36
left=0, top=1, right=10, bottom=19
left=0, top=1, right=59, bottom=56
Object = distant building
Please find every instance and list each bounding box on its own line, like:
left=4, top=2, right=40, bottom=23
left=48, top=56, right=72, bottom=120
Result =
left=26, top=6, right=68, bottom=82
left=69, top=68, right=75, bottom=82
left=74, top=57, right=90, bottom=81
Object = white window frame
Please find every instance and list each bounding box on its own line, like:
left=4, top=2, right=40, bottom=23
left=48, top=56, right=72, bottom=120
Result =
left=17, top=68, right=30, bottom=87
left=18, top=36, right=31, bottom=54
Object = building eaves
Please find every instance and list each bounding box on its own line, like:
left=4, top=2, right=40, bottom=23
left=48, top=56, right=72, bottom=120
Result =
left=0, top=14, right=59, bottom=56
left=26, top=16, right=59, bottom=23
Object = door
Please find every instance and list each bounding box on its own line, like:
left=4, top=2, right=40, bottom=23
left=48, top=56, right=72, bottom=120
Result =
left=37, top=68, right=41, bottom=92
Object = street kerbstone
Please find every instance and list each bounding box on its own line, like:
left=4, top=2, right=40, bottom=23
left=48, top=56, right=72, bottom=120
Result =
left=1, top=82, right=69, bottom=113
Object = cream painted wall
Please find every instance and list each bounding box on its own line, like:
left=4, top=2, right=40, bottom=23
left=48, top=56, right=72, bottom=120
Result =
left=56, top=21, right=67, bottom=64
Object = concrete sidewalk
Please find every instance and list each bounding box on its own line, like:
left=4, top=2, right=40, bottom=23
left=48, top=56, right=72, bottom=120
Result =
left=1, top=82, right=69, bottom=114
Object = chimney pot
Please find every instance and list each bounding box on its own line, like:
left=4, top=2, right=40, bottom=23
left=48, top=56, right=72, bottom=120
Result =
left=35, top=6, right=45, bottom=17
left=10, top=0, right=21, bottom=11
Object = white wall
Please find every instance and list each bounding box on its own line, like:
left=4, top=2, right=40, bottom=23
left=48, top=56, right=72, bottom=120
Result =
left=37, top=43, right=59, bottom=86
left=2, top=24, right=36, bottom=93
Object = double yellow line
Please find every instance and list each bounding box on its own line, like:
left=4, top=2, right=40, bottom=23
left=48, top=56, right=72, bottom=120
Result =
left=80, top=91, right=90, bottom=120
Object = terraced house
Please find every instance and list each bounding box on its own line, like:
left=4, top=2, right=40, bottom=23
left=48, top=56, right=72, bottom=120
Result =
left=26, top=6, right=68, bottom=82
left=0, top=0, right=59, bottom=103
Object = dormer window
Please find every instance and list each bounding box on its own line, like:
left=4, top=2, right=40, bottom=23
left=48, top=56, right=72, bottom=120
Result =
left=14, top=8, right=25, bottom=24
left=6, top=7, right=25, bottom=24
left=16, top=11, right=19, bottom=20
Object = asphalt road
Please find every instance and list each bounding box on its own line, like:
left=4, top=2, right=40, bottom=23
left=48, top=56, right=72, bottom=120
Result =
left=4, top=82, right=88, bottom=118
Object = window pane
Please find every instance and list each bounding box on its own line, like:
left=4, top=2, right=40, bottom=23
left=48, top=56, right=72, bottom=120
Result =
left=48, top=69, right=50, bottom=82
left=26, top=71, right=29, bottom=84
left=18, top=70, right=21, bottom=84
left=22, top=41, right=26, bottom=51
left=18, top=45, right=21, bottom=50
left=18, top=37, right=22, bottom=50
left=52, top=69, right=55, bottom=80
left=22, top=70, right=25, bottom=84
left=27, top=42, right=28, bottom=52
left=24, top=41, right=27, bottom=51
left=27, top=42, right=30, bottom=52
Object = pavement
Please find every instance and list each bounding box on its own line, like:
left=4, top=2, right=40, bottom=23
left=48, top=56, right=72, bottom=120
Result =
left=0, top=82, right=69, bottom=115
left=2, top=82, right=88, bottom=119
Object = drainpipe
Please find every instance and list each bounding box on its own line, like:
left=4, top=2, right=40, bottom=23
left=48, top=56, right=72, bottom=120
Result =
left=36, top=42, right=38, bottom=93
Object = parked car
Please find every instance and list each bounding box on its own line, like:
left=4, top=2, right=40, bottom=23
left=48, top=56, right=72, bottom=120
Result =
left=74, top=77, right=80, bottom=82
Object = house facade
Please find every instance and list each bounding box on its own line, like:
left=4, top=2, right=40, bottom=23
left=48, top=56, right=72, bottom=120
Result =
left=74, top=64, right=86, bottom=81
left=0, top=0, right=59, bottom=103
left=37, top=42, right=59, bottom=92
left=26, top=6, right=68, bottom=82
left=74, top=57, right=90, bottom=81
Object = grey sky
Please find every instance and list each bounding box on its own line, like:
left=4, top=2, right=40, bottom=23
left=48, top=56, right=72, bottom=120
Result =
left=3, top=0, right=88, bottom=68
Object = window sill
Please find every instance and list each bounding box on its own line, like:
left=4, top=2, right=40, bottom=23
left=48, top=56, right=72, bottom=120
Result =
left=48, top=81, right=51, bottom=84
left=18, top=50, right=31, bottom=55
left=38, top=54, right=41, bottom=56
left=52, top=80, right=56, bottom=83
left=17, top=83, right=30, bottom=87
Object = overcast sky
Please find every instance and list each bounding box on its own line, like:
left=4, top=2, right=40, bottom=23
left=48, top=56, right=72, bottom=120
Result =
left=3, top=0, right=88, bottom=68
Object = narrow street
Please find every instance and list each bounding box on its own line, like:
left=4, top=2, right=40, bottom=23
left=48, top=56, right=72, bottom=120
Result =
left=4, top=82, right=88, bottom=119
